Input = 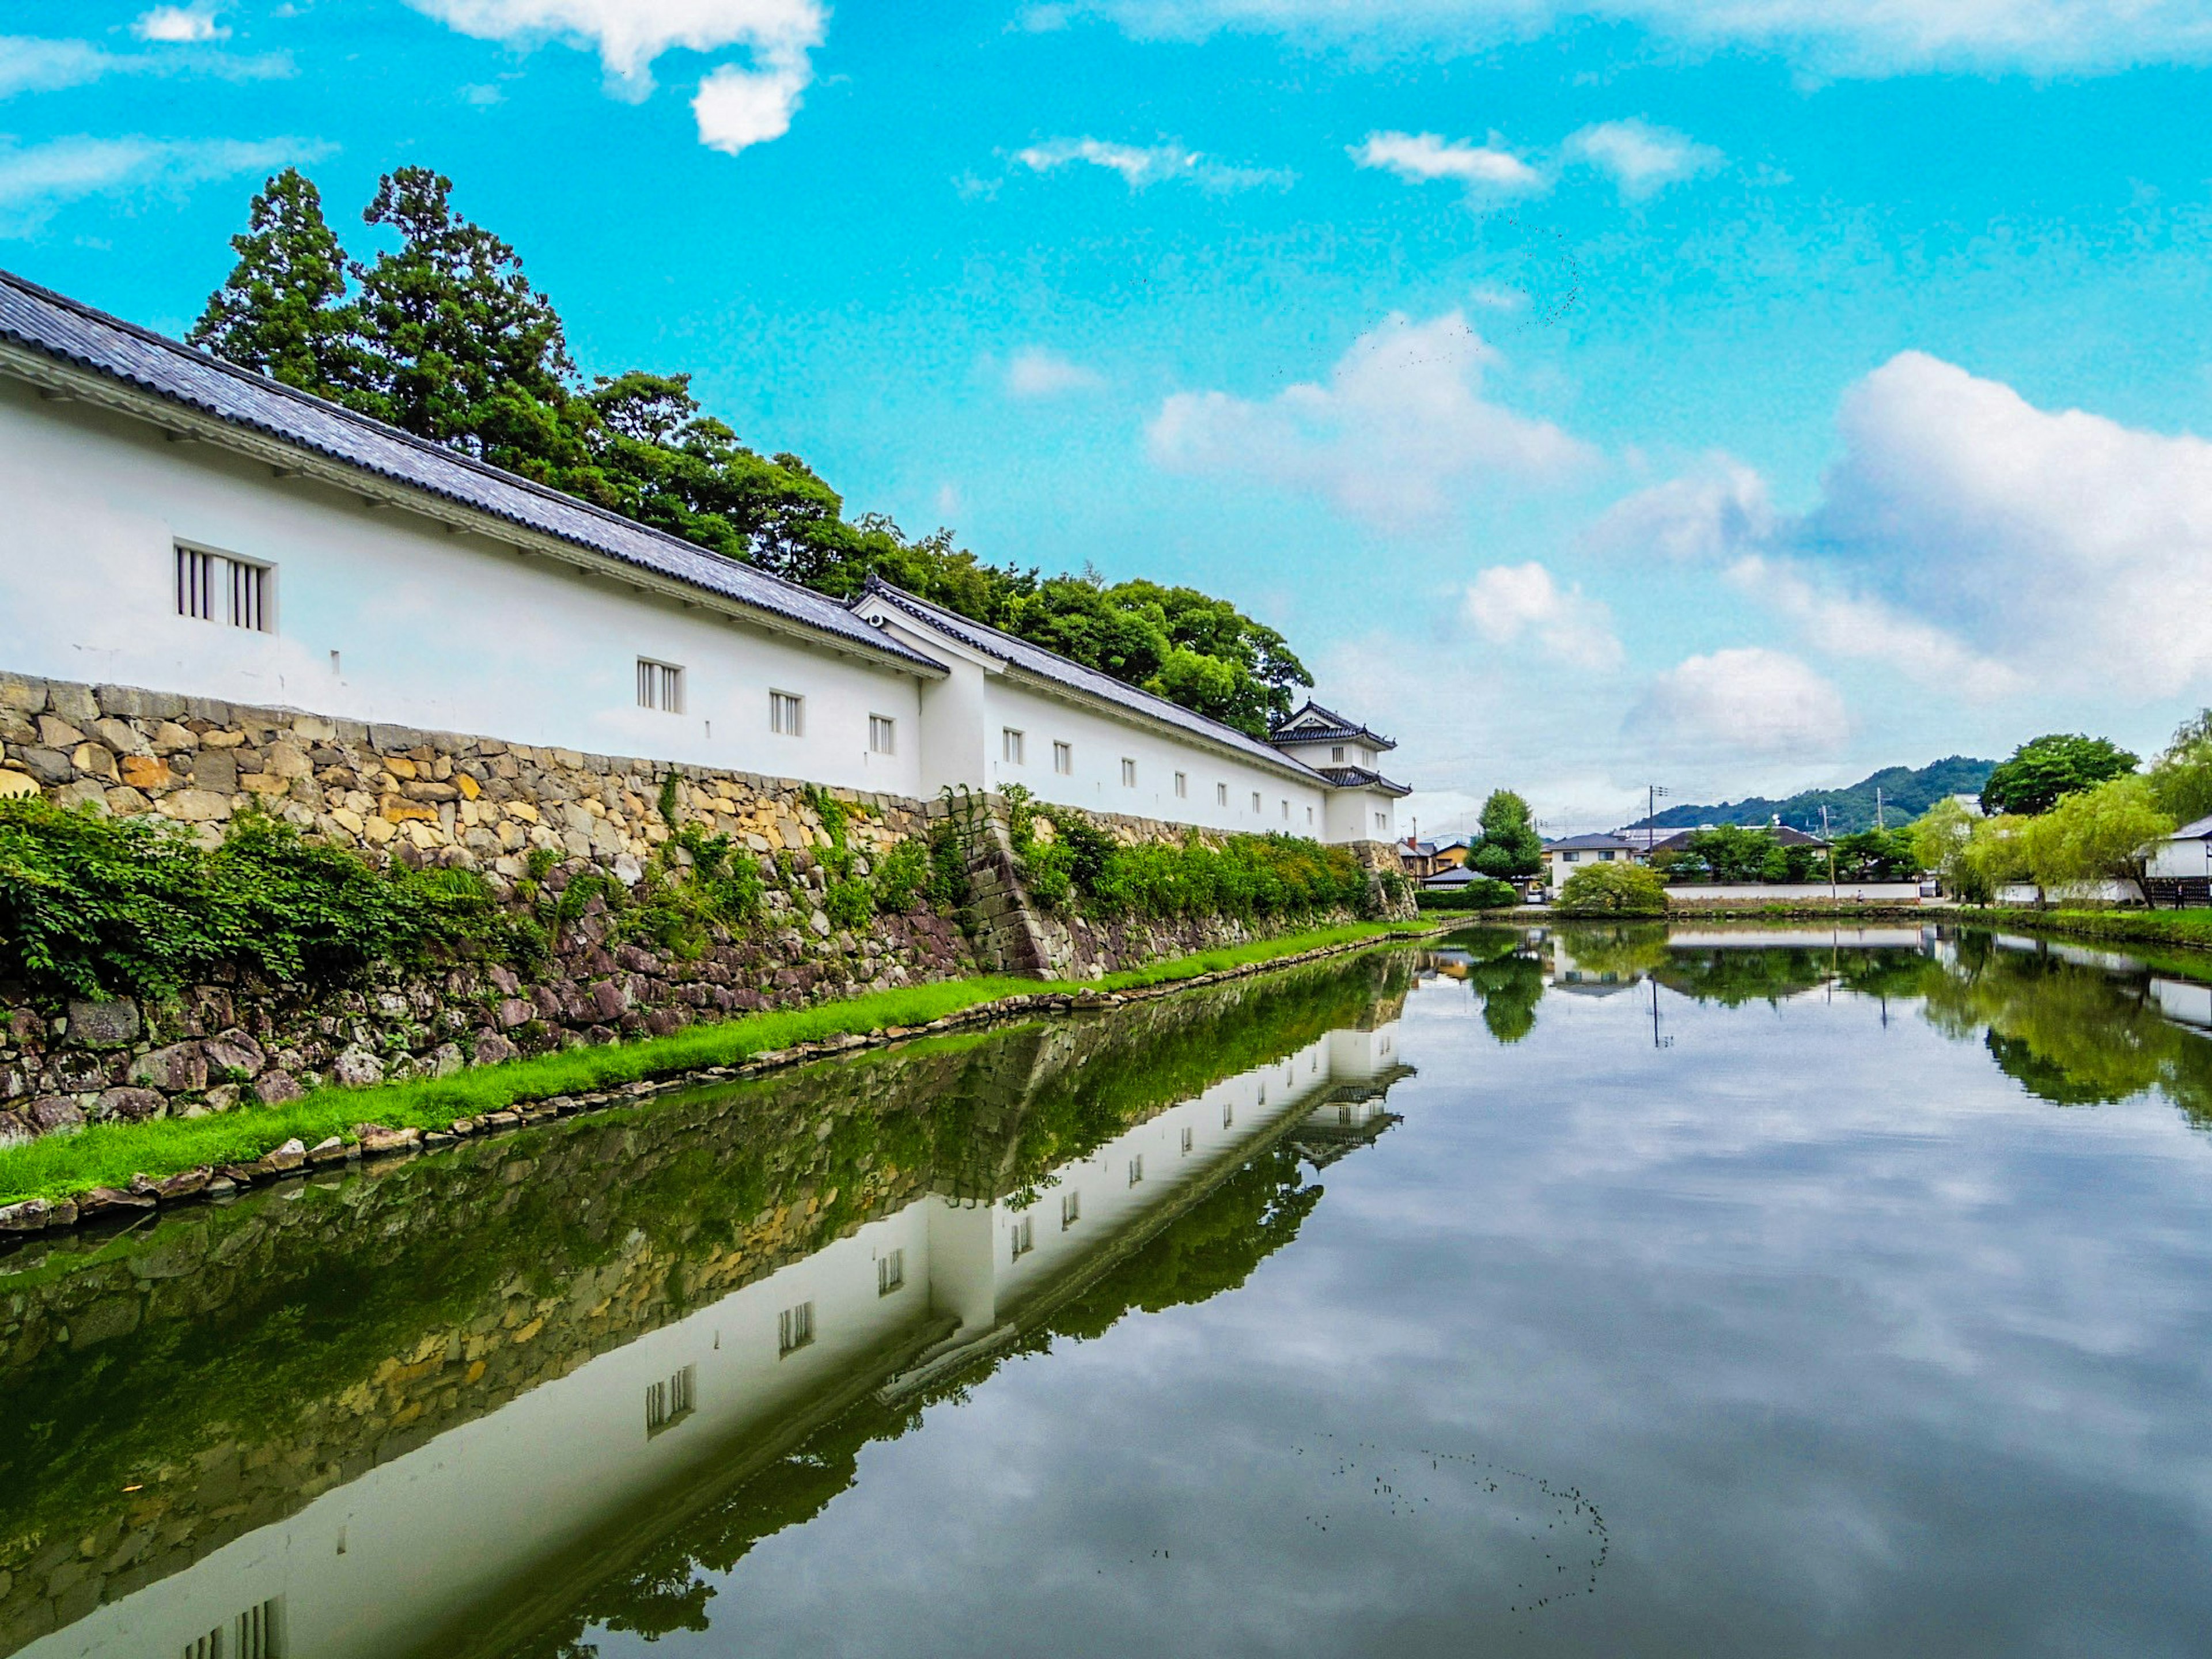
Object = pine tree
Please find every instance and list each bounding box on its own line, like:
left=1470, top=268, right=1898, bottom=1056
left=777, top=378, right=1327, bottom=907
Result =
left=187, top=168, right=356, bottom=402
left=350, top=166, right=585, bottom=476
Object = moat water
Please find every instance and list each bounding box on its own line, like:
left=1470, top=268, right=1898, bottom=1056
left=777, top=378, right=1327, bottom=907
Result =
left=5, top=925, right=2212, bottom=1657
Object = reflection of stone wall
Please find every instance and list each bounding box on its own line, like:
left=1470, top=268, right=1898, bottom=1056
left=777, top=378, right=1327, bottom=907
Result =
left=0, top=956, right=1412, bottom=1655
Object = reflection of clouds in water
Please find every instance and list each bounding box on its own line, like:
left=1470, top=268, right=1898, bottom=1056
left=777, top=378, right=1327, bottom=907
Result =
left=588, top=960, right=2212, bottom=1659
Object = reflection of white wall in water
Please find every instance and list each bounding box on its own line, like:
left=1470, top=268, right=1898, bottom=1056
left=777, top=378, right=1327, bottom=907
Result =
left=2152, top=979, right=2212, bottom=1032
left=1664, top=927, right=1934, bottom=952
left=23, top=1021, right=1402, bottom=1659
left=1665, top=882, right=1925, bottom=904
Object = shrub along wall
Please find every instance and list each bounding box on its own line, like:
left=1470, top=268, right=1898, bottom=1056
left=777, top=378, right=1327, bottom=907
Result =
left=0, top=676, right=1411, bottom=1142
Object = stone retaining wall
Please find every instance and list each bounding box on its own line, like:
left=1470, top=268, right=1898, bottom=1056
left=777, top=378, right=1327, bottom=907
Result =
left=0, top=676, right=1410, bottom=1143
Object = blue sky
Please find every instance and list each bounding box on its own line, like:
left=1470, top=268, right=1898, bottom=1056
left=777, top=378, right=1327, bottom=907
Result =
left=6, top=1, right=2212, bottom=835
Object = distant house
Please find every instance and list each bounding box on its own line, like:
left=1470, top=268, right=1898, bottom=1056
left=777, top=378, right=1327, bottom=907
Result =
left=1397, top=835, right=1471, bottom=879
left=2148, top=814, right=2212, bottom=907
left=1639, top=822, right=1830, bottom=861
left=1541, top=832, right=1641, bottom=889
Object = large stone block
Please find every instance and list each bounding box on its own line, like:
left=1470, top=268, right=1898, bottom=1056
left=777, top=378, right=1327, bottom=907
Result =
left=130, top=1043, right=208, bottom=1093
left=65, top=999, right=141, bottom=1048
left=93, top=1088, right=165, bottom=1124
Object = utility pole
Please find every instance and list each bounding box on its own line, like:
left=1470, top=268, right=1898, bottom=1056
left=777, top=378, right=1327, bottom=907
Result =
left=1876, top=787, right=1885, bottom=830
left=1645, top=783, right=1670, bottom=852
left=1821, top=804, right=1837, bottom=905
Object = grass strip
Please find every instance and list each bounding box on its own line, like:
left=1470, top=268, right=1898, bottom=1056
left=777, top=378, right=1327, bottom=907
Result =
left=0, top=920, right=1433, bottom=1207
left=1957, top=906, right=2212, bottom=957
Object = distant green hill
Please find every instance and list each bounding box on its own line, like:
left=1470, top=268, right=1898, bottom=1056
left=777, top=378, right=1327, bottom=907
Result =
left=1623, top=757, right=1996, bottom=837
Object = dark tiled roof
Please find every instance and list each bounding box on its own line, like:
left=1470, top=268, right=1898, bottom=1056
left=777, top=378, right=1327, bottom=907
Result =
left=1269, top=699, right=1397, bottom=752
left=860, top=578, right=1335, bottom=785
left=1316, top=765, right=1411, bottom=798
left=1545, top=833, right=1641, bottom=853
left=0, top=267, right=946, bottom=673
left=1642, top=825, right=1830, bottom=855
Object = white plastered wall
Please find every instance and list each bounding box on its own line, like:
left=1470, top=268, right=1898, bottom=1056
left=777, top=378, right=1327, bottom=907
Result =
left=0, top=382, right=927, bottom=794
left=979, top=676, right=1328, bottom=836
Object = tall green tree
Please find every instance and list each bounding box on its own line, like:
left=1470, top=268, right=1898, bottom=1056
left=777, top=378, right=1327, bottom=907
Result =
left=1980, top=733, right=2139, bottom=816
left=350, top=166, right=585, bottom=476
left=2148, top=708, right=2212, bottom=827
left=187, top=167, right=357, bottom=402
left=2020, top=775, right=2173, bottom=906
left=1469, top=790, right=1541, bottom=878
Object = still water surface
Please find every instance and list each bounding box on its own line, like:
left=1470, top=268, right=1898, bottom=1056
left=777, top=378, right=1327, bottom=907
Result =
left=6, top=926, right=2212, bottom=1657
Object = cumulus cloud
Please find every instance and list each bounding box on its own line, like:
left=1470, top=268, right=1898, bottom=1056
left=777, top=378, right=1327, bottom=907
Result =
left=0, top=135, right=327, bottom=236
left=1588, top=453, right=1775, bottom=562
left=1724, top=554, right=2022, bottom=703
left=1012, top=137, right=1292, bottom=192
left=407, top=0, right=823, bottom=151
left=1564, top=118, right=1721, bottom=198
left=1464, top=562, right=1622, bottom=669
left=1004, top=347, right=1105, bottom=399
left=1146, top=310, right=1593, bottom=531
left=0, top=33, right=287, bottom=96
left=133, top=5, right=228, bottom=42
left=1351, top=130, right=1542, bottom=193
left=1626, top=647, right=1847, bottom=761
left=1052, top=0, right=2212, bottom=77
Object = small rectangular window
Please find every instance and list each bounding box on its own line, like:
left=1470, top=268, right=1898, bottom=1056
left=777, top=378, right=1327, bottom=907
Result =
left=1054, top=741, right=1073, bottom=775
left=189, top=1598, right=285, bottom=1659
left=1339, top=1104, right=1354, bottom=1126
left=1061, top=1190, right=1081, bottom=1229
left=878, top=1248, right=905, bottom=1295
left=1127, top=1154, right=1144, bottom=1187
left=1181, top=1124, right=1194, bottom=1154
left=1010, top=1214, right=1034, bottom=1260
left=1375, top=811, right=1388, bottom=833
left=1332, top=745, right=1345, bottom=762
left=1215, top=782, right=1228, bottom=808
left=869, top=714, right=896, bottom=755
left=637, top=658, right=684, bottom=713
left=1003, top=728, right=1025, bottom=765
left=646, top=1364, right=696, bottom=1436
left=176, top=543, right=271, bottom=632
left=1120, top=757, right=1137, bottom=788
left=1281, top=799, right=1290, bottom=821
left=1222, top=1104, right=1233, bottom=1128
left=1251, top=791, right=1262, bottom=813
left=1306, top=806, right=1315, bottom=825
left=778, top=1301, right=815, bottom=1355
left=1174, top=771, right=1187, bottom=798
left=770, top=690, right=804, bottom=737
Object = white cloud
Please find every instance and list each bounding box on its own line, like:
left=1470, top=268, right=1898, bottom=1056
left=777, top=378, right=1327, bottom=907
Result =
left=1005, top=347, right=1105, bottom=399
left=1804, top=351, right=2212, bottom=700
left=1012, top=137, right=1292, bottom=192
left=0, top=135, right=327, bottom=236
left=1723, top=554, right=2022, bottom=703
left=1351, top=130, right=1542, bottom=193
left=133, top=5, right=229, bottom=42
left=1564, top=118, right=1720, bottom=199
left=1626, top=647, right=1847, bottom=761
left=0, top=34, right=287, bottom=96
left=1464, top=562, right=1622, bottom=669
left=1588, top=453, right=1775, bottom=562
left=1146, top=310, right=1593, bottom=531
left=1059, top=0, right=2212, bottom=77
left=407, top=0, right=823, bottom=151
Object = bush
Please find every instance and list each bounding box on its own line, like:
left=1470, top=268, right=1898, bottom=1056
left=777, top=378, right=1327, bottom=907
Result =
left=1042, top=816, right=1368, bottom=924
left=872, top=838, right=929, bottom=914
left=1416, top=877, right=1521, bottom=911
left=1555, top=862, right=1669, bottom=916
left=0, top=797, right=538, bottom=1002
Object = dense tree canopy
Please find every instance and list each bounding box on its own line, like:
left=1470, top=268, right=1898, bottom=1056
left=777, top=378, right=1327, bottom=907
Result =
left=191, top=168, right=1311, bottom=737
left=1980, top=733, right=2139, bottom=816
left=2149, top=708, right=2212, bottom=827
left=1469, top=790, right=1541, bottom=877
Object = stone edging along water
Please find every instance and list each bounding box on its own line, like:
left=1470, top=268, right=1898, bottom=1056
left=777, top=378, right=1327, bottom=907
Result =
left=0, top=924, right=1455, bottom=1240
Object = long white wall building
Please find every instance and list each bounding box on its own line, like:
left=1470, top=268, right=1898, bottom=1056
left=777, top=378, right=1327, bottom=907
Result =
left=0, top=270, right=1407, bottom=844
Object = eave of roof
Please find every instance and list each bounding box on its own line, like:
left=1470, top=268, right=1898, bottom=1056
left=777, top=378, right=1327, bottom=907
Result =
left=1315, top=765, right=1412, bottom=798
left=1546, top=834, right=1638, bottom=851
left=1269, top=699, right=1397, bottom=751
left=859, top=578, right=1338, bottom=786
left=0, top=267, right=947, bottom=677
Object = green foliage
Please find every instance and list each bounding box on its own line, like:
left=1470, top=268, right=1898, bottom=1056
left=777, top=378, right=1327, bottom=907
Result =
left=619, top=825, right=767, bottom=958
left=1044, top=817, right=1370, bottom=925
left=2148, top=708, right=2212, bottom=827
left=1627, top=756, right=1996, bottom=838
left=1910, top=797, right=1984, bottom=899
left=871, top=838, right=929, bottom=915
left=1469, top=790, right=1542, bottom=878
left=0, top=797, right=536, bottom=1003
left=1980, top=732, right=2139, bottom=816
left=195, top=169, right=1312, bottom=737
left=1831, top=828, right=1919, bottom=881
left=1661, top=824, right=1785, bottom=883
left=1555, top=861, right=1669, bottom=916
left=2018, top=775, right=2173, bottom=903
left=657, top=771, right=681, bottom=830
left=1415, top=877, right=1521, bottom=911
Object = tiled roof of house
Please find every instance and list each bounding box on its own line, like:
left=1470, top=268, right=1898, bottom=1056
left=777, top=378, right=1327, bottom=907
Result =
left=1544, top=832, right=1641, bottom=853
left=0, top=267, right=947, bottom=674
left=2171, top=814, right=2212, bottom=841
left=1316, top=764, right=1411, bottom=798
left=1269, top=700, right=1397, bottom=751
left=859, top=578, right=1334, bottom=784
